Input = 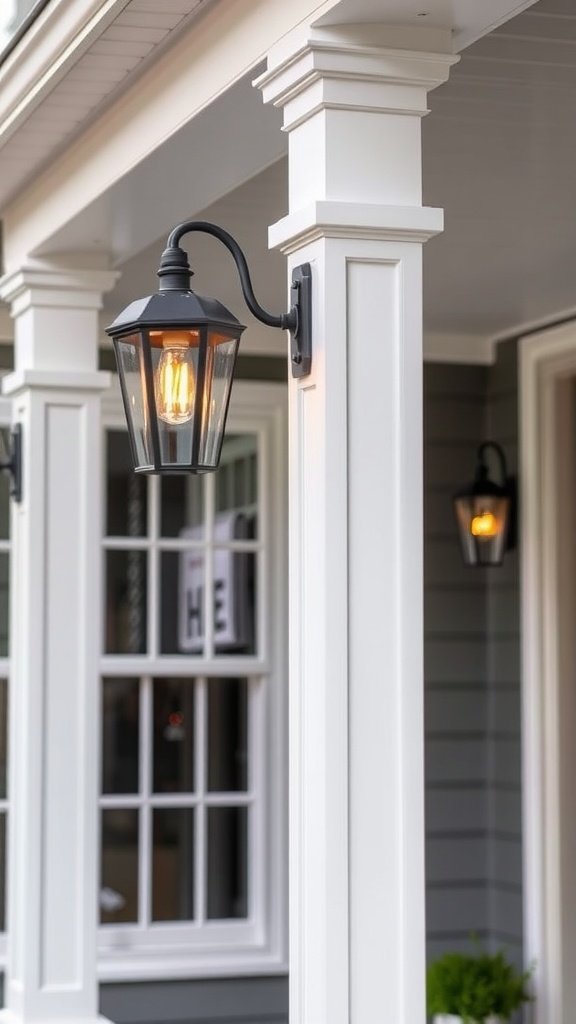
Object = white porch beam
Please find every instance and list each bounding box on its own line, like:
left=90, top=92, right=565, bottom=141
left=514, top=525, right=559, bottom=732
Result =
left=1, top=0, right=344, bottom=270
left=0, top=262, right=117, bottom=1024
left=257, top=25, right=457, bottom=1023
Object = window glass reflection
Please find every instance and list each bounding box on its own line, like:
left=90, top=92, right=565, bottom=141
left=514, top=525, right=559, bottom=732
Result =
left=207, top=807, right=248, bottom=920
left=101, top=809, right=139, bottom=924
left=160, top=551, right=206, bottom=655
left=213, top=551, right=256, bottom=655
left=208, top=679, right=248, bottom=792
left=106, top=431, right=147, bottom=537
left=106, top=551, right=147, bottom=654
left=152, top=808, right=195, bottom=922
left=153, top=678, right=195, bottom=793
left=160, top=475, right=204, bottom=539
left=102, top=679, right=139, bottom=795
left=216, top=434, right=258, bottom=525
left=0, top=553, right=9, bottom=658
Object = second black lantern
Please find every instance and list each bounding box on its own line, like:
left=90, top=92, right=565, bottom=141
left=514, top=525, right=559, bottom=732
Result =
left=453, top=442, right=515, bottom=567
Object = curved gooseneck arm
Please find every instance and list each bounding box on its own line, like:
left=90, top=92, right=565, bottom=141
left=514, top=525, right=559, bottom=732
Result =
left=161, top=220, right=297, bottom=333
left=477, top=440, right=507, bottom=484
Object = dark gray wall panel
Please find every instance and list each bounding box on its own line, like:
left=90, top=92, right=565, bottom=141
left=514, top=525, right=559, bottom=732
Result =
left=424, top=347, right=523, bottom=979
left=100, top=977, right=288, bottom=1024
left=424, top=361, right=490, bottom=964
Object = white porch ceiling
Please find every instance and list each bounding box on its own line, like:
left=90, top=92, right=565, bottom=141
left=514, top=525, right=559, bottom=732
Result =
left=99, top=0, right=576, bottom=354
left=2, top=0, right=576, bottom=354
left=423, top=0, right=576, bottom=339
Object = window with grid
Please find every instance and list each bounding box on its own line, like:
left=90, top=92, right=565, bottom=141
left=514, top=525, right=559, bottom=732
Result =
left=0, top=456, right=10, bottom=961
left=99, top=384, right=287, bottom=979
left=0, top=400, right=13, bottom=965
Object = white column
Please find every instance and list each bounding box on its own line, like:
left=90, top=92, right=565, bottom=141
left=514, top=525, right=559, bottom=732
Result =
left=0, top=263, right=117, bottom=1024
left=257, top=26, right=457, bottom=1024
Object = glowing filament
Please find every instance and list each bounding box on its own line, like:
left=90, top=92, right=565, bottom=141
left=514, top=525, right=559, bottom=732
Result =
left=470, top=511, right=498, bottom=537
left=155, top=334, right=195, bottom=425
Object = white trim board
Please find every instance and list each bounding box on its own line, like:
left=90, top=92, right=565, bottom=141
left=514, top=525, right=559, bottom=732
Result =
left=520, top=321, right=576, bottom=1024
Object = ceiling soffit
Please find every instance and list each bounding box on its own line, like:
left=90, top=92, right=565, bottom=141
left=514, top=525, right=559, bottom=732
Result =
left=0, top=0, right=208, bottom=209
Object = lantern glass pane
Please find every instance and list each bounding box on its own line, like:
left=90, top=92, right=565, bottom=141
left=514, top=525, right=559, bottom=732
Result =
left=114, top=334, right=152, bottom=470
left=198, top=334, right=240, bottom=470
left=454, top=493, right=510, bottom=566
left=148, top=330, right=201, bottom=469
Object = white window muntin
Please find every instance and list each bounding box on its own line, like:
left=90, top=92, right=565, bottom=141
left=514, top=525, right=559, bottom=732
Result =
left=98, top=380, right=287, bottom=980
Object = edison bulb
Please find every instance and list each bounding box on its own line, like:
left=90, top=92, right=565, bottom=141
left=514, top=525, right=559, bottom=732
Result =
left=155, top=333, right=195, bottom=425
left=470, top=510, right=498, bottom=538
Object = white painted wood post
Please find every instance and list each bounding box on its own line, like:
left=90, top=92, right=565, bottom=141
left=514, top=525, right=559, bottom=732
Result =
left=0, top=264, right=117, bottom=1024
left=257, top=26, right=457, bottom=1024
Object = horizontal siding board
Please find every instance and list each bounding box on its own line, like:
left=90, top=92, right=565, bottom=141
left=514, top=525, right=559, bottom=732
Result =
left=425, top=589, right=487, bottom=635
left=488, top=587, right=519, bottom=630
left=490, top=690, right=521, bottom=733
left=486, top=639, right=520, bottom=684
left=425, top=639, right=488, bottom=684
left=490, top=888, right=524, bottom=940
left=425, top=397, right=487, bottom=441
left=426, top=886, right=489, bottom=934
left=489, top=740, right=522, bottom=787
left=426, top=689, right=487, bottom=734
left=425, top=539, right=489, bottom=587
left=424, top=489, right=458, bottom=537
left=425, top=443, right=485, bottom=488
left=490, top=786, right=523, bottom=836
left=426, top=739, right=486, bottom=783
left=426, top=836, right=487, bottom=882
left=424, top=363, right=489, bottom=397
left=426, top=788, right=487, bottom=833
left=489, top=837, right=523, bottom=887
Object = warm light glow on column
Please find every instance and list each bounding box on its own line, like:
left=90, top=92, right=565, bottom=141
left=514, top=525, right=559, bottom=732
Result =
left=155, top=331, right=195, bottom=425
left=470, top=511, right=498, bottom=537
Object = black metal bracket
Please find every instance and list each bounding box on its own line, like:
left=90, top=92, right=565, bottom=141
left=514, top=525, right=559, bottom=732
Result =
left=290, top=264, right=312, bottom=378
left=0, top=423, right=22, bottom=503
left=158, top=221, right=312, bottom=379
left=476, top=441, right=516, bottom=552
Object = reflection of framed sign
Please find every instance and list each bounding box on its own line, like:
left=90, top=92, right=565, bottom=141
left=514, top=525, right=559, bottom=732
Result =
left=178, top=513, right=250, bottom=653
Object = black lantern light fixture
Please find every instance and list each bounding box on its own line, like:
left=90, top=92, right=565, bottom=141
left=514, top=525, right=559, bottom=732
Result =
left=105, top=221, right=311, bottom=475
left=0, top=424, right=22, bottom=503
left=453, top=441, right=515, bottom=567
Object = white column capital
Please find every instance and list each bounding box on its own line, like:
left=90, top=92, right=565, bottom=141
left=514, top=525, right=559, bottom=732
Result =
left=2, top=368, right=112, bottom=396
left=0, top=265, right=118, bottom=318
left=256, top=27, right=458, bottom=215
left=0, top=259, right=119, bottom=376
left=268, top=199, right=444, bottom=254
left=254, top=24, right=458, bottom=129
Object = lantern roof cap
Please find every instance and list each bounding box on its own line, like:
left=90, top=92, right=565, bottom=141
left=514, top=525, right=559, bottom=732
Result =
left=106, top=288, right=245, bottom=338
left=454, top=476, right=507, bottom=501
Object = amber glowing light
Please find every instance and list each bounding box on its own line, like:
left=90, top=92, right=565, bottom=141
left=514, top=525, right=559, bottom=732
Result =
left=470, top=511, right=499, bottom=538
left=155, top=332, right=195, bottom=425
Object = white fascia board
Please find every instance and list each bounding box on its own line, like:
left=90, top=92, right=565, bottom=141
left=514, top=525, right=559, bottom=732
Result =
left=1, top=0, right=342, bottom=269
left=0, top=0, right=130, bottom=142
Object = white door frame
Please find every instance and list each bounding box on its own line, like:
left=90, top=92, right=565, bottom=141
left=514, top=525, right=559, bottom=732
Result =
left=520, top=321, right=576, bottom=1024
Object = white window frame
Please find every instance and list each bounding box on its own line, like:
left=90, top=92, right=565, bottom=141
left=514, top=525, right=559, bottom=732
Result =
left=98, top=378, right=288, bottom=981
left=0, top=394, right=11, bottom=967
left=520, top=322, right=576, bottom=1024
